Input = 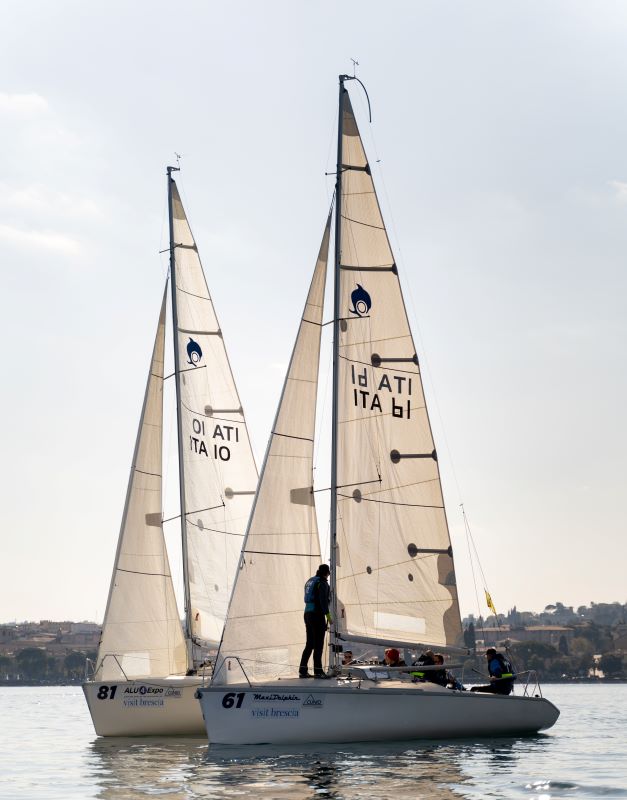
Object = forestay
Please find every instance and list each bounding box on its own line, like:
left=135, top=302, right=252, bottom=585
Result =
left=334, top=90, right=464, bottom=649
left=96, top=289, right=187, bottom=680
left=214, top=215, right=331, bottom=684
left=170, top=182, right=258, bottom=646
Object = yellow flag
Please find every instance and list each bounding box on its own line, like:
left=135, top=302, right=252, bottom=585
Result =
left=485, top=590, right=497, bottom=616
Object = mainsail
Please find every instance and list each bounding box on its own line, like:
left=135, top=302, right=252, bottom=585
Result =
left=212, top=83, right=462, bottom=686
left=96, top=288, right=187, bottom=680
left=333, top=88, right=463, bottom=650
left=170, top=181, right=258, bottom=647
left=214, top=215, right=331, bottom=684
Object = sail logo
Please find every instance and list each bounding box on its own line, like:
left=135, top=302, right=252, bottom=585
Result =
left=187, top=337, right=203, bottom=366
left=349, top=284, right=372, bottom=317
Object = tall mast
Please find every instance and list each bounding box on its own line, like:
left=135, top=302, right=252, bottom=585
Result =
left=329, top=75, right=347, bottom=671
left=167, top=165, right=193, bottom=662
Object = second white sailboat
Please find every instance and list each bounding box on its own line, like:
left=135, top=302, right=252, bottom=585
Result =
left=83, top=169, right=258, bottom=736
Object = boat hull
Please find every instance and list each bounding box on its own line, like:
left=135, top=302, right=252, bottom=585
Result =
left=83, top=676, right=206, bottom=736
left=196, top=680, right=560, bottom=745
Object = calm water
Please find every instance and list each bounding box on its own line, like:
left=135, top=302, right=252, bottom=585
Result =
left=0, top=685, right=625, bottom=799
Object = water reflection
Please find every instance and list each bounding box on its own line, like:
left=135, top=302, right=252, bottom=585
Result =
left=92, top=736, right=558, bottom=799
left=89, top=737, right=204, bottom=799
left=84, top=722, right=625, bottom=800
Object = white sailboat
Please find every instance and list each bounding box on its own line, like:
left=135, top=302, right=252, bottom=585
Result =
left=195, top=77, right=560, bottom=744
left=83, top=168, right=258, bottom=736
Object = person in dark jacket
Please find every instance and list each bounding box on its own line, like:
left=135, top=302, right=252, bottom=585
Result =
left=430, top=653, right=449, bottom=687
left=470, top=648, right=516, bottom=695
left=410, top=649, right=435, bottom=681
left=299, top=564, right=331, bottom=678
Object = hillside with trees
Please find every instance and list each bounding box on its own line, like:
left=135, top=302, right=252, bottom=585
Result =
left=1, top=601, right=625, bottom=684
left=462, top=601, right=626, bottom=681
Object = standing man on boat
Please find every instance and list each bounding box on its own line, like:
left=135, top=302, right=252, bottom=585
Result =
left=299, top=564, right=331, bottom=679
left=470, top=648, right=516, bottom=695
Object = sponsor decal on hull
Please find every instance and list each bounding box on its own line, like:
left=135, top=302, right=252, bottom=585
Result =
left=94, top=683, right=183, bottom=710
left=252, top=693, right=301, bottom=704
left=302, top=694, right=323, bottom=708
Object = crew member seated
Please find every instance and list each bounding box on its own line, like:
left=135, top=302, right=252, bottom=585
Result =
left=470, top=648, right=516, bottom=695
left=410, top=649, right=435, bottom=681
left=430, top=653, right=449, bottom=687
left=382, top=648, right=406, bottom=667
left=341, top=650, right=355, bottom=666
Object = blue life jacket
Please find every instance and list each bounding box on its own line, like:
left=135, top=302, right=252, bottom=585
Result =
left=489, top=653, right=516, bottom=680
left=304, top=576, right=320, bottom=612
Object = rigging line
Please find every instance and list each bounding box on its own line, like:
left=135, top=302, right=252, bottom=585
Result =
left=163, top=512, right=244, bottom=537
left=175, top=284, right=213, bottom=302
left=186, top=519, right=244, bottom=536
left=159, top=187, right=170, bottom=283
left=343, top=190, right=377, bottom=198
left=324, top=104, right=339, bottom=207
left=272, top=431, right=314, bottom=443
left=337, top=493, right=443, bottom=509
left=116, top=568, right=172, bottom=578
left=134, top=468, right=161, bottom=478
left=185, top=503, right=225, bottom=516
left=340, top=594, right=451, bottom=607
left=164, top=364, right=208, bottom=381
left=358, top=476, right=441, bottom=495
left=341, top=214, right=385, bottom=231
left=242, top=530, right=321, bottom=538
left=243, top=549, right=319, bottom=557
left=465, top=509, right=490, bottom=590
left=463, top=506, right=497, bottom=636
left=314, top=477, right=382, bottom=493
left=462, top=504, right=486, bottom=642
left=338, top=407, right=425, bottom=427
left=340, top=330, right=413, bottom=347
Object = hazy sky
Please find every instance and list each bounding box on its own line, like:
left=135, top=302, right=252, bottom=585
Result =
left=2, top=1, right=626, bottom=623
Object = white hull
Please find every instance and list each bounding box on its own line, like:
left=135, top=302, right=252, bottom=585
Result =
left=83, top=676, right=206, bottom=736
left=196, top=679, right=560, bottom=745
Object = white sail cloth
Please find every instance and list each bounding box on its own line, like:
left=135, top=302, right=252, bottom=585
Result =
left=171, top=182, right=258, bottom=646
left=334, top=89, right=463, bottom=649
left=214, top=216, right=331, bottom=684
left=96, top=289, right=187, bottom=680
